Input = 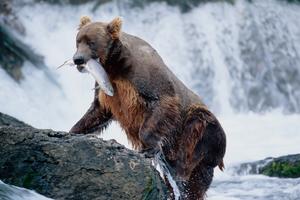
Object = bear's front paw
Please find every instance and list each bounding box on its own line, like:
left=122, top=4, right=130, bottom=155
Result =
left=139, top=147, right=159, bottom=158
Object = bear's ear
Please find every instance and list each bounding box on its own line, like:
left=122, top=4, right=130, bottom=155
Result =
left=107, top=17, right=122, bottom=40
left=78, top=16, right=92, bottom=30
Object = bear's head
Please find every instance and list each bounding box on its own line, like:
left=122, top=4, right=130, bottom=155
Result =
left=73, top=16, right=122, bottom=68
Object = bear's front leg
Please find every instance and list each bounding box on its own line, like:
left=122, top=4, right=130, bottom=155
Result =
left=70, top=84, right=113, bottom=134
left=138, top=129, right=161, bottom=158
left=138, top=111, right=163, bottom=158
left=70, top=99, right=112, bottom=134
left=139, top=96, right=181, bottom=158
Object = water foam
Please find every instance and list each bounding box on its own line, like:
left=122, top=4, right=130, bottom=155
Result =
left=0, top=0, right=300, bottom=199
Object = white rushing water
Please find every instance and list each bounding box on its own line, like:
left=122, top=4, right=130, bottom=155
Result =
left=0, top=0, right=300, bottom=199
left=0, top=181, right=52, bottom=200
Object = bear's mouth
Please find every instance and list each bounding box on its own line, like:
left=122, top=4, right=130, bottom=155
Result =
left=58, top=59, right=114, bottom=96
left=76, top=65, right=87, bottom=73
left=76, top=55, right=99, bottom=73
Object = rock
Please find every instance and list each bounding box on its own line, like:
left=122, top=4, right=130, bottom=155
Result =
left=0, top=112, right=168, bottom=200
left=236, top=154, right=300, bottom=178
left=259, top=154, right=300, bottom=178
left=234, top=158, right=273, bottom=176
left=0, top=0, right=25, bottom=34
left=0, top=22, right=45, bottom=81
left=0, top=0, right=56, bottom=82
left=0, top=113, right=29, bottom=127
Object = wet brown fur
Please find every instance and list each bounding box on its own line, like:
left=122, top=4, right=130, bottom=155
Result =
left=99, top=79, right=145, bottom=149
left=70, top=17, right=226, bottom=200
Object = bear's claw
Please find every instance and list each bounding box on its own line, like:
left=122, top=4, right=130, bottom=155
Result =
left=139, top=147, right=160, bottom=158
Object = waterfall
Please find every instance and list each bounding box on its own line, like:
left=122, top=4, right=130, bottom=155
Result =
left=1, top=0, right=300, bottom=128
left=1, top=0, right=300, bottom=199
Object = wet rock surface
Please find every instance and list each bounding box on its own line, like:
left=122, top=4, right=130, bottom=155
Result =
left=0, top=112, right=168, bottom=200
left=259, top=154, right=300, bottom=178
left=236, top=154, right=300, bottom=178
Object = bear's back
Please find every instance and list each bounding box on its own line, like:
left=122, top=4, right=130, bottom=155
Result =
left=119, top=33, right=204, bottom=109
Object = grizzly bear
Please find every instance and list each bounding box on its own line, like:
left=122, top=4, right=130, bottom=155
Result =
left=70, top=16, right=226, bottom=200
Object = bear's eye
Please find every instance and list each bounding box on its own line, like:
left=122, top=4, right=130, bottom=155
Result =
left=87, top=41, right=95, bottom=47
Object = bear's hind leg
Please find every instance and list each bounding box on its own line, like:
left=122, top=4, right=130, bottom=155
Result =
left=175, top=104, right=226, bottom=180
left=181, top=163, right=213, bottom=200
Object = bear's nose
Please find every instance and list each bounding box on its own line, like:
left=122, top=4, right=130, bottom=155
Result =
left=73, top=56, right=85, bottom=65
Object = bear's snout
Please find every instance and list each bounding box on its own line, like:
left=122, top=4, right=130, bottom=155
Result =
left=73, top=55, right=85, bottom=65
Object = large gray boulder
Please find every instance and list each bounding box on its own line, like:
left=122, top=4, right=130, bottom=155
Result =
left=0, top=112, right=168, bottom=200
